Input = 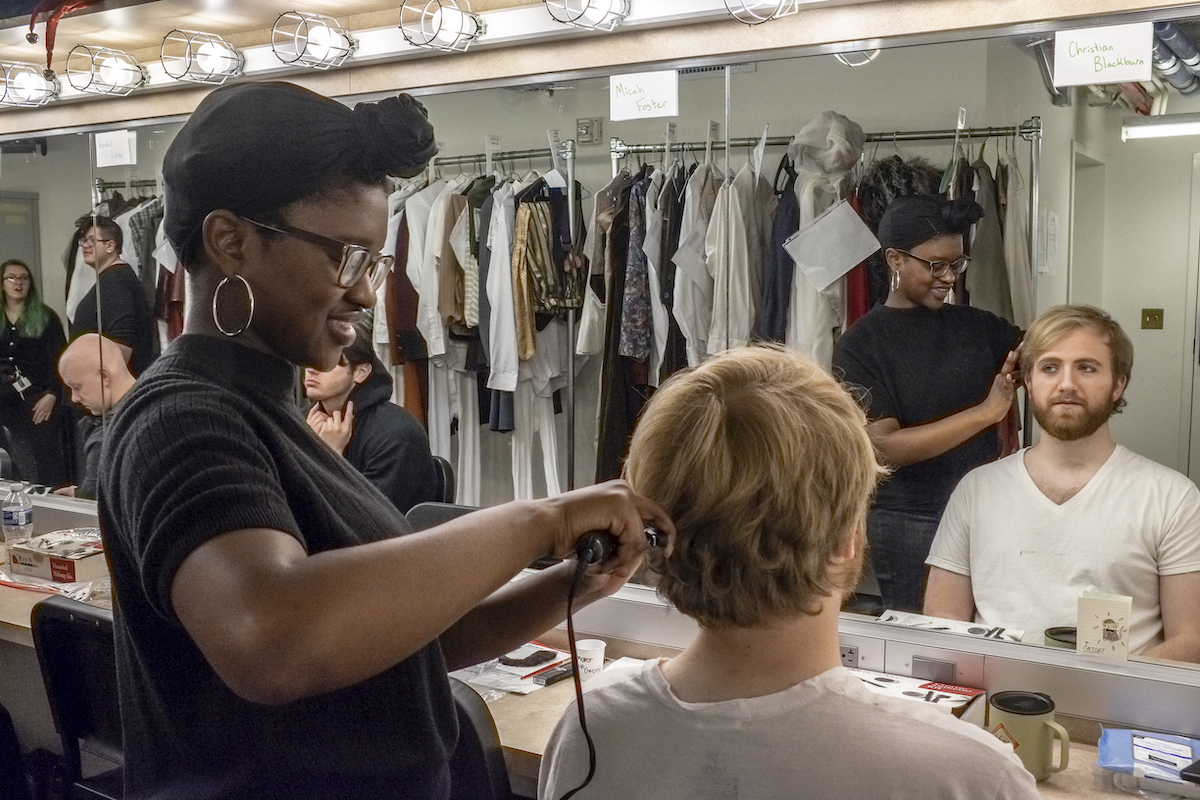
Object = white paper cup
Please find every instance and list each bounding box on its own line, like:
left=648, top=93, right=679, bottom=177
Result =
left=575, top=638, right=607, bottom=685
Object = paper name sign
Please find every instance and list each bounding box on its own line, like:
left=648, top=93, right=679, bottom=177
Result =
left=1054, top=23, right=1152, bottom=86
left=1077, top=590, right=1132, bottom=659
left=94, top=129, right=136, bottom=168
left=610, top=70, right=678, bottom=121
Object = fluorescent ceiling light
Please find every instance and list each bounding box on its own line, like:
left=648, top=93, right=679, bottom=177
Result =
left=1122, top=112, right=1200, bottom=141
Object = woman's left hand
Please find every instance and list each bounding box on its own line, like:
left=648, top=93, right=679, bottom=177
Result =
left=31, top=393, right=56, bottom=425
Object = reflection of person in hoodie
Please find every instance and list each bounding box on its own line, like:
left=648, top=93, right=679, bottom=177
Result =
left=305, top=328, right=439, bottom=514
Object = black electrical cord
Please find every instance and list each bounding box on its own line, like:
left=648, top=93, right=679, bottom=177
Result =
left=554, top=530, right=658, bottom=800
left=555, top=555, right=597, bottom=800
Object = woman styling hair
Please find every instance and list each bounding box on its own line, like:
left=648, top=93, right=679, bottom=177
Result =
left=99, top=82, right=673, bottom=800
left=832, top=194, right=1021, bottom=613
left=0, top=259, right=70, bottom=486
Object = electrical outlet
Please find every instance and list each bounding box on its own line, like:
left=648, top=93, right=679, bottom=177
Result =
left=839, top=644, right=859, bottom=669
left=1141, top=308, right=1164, bottom=330
left=576, top=117, right=602, bottom=145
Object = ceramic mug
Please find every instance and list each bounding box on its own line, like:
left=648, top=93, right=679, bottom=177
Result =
left=987, top=691, right=1070, bottom=780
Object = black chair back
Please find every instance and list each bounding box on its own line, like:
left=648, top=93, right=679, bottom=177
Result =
left=448, top=677, right=514, bottom=800
left=432, top=455, right=456, bottom=504
left=406, top=502, right=479, bottom=532
left=31, top=595, right=123, bottom=800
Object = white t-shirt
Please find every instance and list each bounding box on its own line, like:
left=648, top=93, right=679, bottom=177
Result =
left=927, top=445, right=1200, bottom=654
left=538, top=661, right=1037, bottom=800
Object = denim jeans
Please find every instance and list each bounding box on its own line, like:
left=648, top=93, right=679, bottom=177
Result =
left=868, top=507, right=942, bottom=613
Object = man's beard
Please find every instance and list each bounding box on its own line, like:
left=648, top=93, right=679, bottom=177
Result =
left=1032, top=391, right=1115, bottom=442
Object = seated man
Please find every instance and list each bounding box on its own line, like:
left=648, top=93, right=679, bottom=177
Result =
left=304, top=330, right=439, bottom=513
left=539, top=346, right=1037, bottom=800
left=926, top=305, right=1200, bottom=662
left=53, top=334, right=136, bottom=500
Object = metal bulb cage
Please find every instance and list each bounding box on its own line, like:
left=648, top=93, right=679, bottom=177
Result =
left=161, top=30, right=244, bottom=84
left=0, top=61, right=59, bottom=107
left=723, top=0, right=799, bottom=25
left=400, top=0, right=486, bottom=53
left=66, top=45, right=149, bottom=96
left=272, top=12, right=358, bottom=69
left=544, top=0, right=630, bottom=32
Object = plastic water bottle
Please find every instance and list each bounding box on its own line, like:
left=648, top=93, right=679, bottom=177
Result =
left=2, top=483, right=32, bottom=570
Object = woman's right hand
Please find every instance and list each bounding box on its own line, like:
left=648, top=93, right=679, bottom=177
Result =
left=541, top=480, right=675, bottom=582
left=979, top=347, right=1021, bottom=424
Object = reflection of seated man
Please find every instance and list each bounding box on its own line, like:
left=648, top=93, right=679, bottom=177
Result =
left=539, top=346, right=1037, bottom=800
left=70, top=216, right=156, bottom=376
left=304, top=331, right=439, bottom=514
left=53, top=334, right=136, bottom=500
left=925, top=305, right=1200, bottom=661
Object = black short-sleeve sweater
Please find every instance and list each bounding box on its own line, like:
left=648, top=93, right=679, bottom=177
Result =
left=99, top=334, right=456, bottom=799
left=833, top=303, right=1021, bottom=516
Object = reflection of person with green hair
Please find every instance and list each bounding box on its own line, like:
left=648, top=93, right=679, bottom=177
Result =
left=0, top=258, right=70, bottom=486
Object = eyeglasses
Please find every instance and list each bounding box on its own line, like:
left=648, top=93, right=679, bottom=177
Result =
left=80, top=237, right=113, bottom=247
left=2, top=276, right=29, bottom=284
left=242, top=217, right=393, bottom=291
left=894, top=249, right=971, bottom=278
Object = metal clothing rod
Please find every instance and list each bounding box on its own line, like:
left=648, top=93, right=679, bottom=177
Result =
left=432, top=146, right=558, bottom=167
left=610, top=124, right=1037, bottom=159
left=560, top=139, right=578, bottom=492
left=94, top=177, right=159, bottom=190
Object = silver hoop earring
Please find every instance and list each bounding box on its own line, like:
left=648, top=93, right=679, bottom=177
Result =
left=889, top=269, right=901, bottom=294
left=212, top=275, right=255, bottom=337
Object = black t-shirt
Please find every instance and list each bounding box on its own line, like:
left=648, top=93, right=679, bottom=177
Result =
left=833, top=303, right=1021, bottom=516
left=70, top=263, right=156, bottom=376
left=100, top=335, right=456, bottom=799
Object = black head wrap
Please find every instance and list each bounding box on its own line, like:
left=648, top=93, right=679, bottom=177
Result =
left=876, top=194, right=984, bottom=252
left=163, top=81, right=437, bottom=267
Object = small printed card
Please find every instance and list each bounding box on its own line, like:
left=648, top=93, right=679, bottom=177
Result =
left=1077, top=590, right=1132, bottom=659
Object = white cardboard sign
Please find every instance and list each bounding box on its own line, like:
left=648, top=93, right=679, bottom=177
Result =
left=94, top=129, right=135, bottom=168
left=1054, top=23, right=1152, bottom=86
left=610, top=70, right=678, bottom=121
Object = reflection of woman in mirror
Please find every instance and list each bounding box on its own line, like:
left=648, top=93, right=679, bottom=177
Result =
left=97, top=81, right=671, bottom=797
left=0, top=259, right=70, bottom=486
left=833, top=195, right=1021, bottom=613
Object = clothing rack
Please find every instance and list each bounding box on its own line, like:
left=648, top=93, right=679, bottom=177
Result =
left=610, top=119, right=1042, bottom=273
left=429, top=140, right=583, bottom=492
left=612, top=119, right=1043, bottom=446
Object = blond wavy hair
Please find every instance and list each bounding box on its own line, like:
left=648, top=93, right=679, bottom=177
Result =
left=623, top=346, right=884, bottom=628
left=1020, top=304, right=1133, bottom=413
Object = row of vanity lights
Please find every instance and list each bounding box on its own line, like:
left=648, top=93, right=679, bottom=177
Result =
left=0, top=0, right=801, bottom=108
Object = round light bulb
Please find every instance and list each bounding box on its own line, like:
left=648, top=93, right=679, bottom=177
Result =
left=98, top=56, right=132, bottom=88
left=11, top=70, right=41, bottom=102
left=194, top=41, right=227, bottom=75
left=305, top=24, right=335, bottom=63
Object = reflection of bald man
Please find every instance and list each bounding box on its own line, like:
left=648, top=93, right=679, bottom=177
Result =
left=53, top=334, right=136, bottom=500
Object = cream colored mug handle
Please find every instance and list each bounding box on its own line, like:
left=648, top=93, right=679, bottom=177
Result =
left=1046, top=720, right=1070, bottom=774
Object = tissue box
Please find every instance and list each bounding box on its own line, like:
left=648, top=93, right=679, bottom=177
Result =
left=848, top=667, right=985, bottom=719
left=9, top=528, right=105, bottom=584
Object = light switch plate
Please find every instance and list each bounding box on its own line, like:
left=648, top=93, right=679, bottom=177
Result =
left=1141, top=308, right=1164, bottom=329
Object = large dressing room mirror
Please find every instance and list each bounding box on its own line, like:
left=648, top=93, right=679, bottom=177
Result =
left=2, top=5, right=1198, bottom=678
